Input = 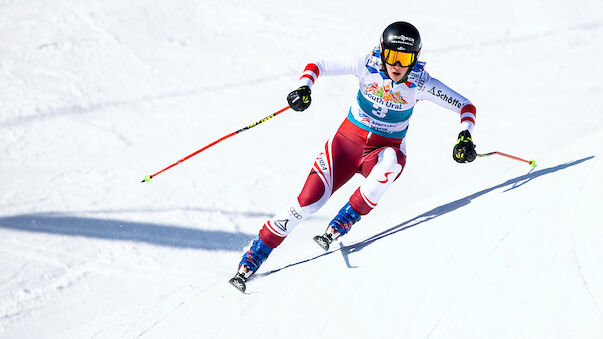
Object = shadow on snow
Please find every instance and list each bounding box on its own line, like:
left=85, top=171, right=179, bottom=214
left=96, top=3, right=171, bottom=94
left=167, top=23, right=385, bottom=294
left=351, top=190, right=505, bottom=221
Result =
left=0, top=157, right=593, bottom=259
left=258, top=156, right=594, bottom=277
left=0, top=212, right=255, bottom=251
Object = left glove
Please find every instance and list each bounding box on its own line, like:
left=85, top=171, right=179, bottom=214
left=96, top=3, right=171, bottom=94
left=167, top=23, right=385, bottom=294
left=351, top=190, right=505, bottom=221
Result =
left=287, top=86, right=311, bottom=112
left=453, top=130, right=477, bottom=163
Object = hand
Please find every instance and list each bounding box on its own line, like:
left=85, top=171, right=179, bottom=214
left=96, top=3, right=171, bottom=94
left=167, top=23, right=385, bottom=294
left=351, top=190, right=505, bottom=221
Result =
left=287, top=86, right=311, bottom=111
left=453, top=130, right=476, bottom=163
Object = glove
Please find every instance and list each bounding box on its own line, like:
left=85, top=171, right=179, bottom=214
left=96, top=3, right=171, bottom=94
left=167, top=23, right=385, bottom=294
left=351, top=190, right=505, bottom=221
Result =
left=453, top=130, right=477, bottom=163
left=287, top=86, right=311, bottom=111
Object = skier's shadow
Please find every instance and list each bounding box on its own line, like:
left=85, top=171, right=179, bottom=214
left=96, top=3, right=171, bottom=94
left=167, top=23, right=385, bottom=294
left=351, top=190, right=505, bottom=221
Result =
left=259, top=156, right=594, bottom=277
left=0, top=213, right=258, bottom=251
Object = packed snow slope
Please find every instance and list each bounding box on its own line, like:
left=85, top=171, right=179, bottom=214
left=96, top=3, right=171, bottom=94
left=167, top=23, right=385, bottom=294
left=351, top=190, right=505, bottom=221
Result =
left=1, top=0, right=602, bottom=338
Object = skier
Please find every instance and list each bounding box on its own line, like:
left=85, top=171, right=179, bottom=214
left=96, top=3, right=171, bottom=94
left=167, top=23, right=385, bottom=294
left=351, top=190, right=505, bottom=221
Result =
left=229, top=21, right=477, bottom=292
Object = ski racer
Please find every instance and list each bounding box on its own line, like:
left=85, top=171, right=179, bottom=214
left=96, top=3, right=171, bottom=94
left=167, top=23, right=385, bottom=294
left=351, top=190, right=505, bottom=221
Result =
left=229, top=21, right=477, bottom=292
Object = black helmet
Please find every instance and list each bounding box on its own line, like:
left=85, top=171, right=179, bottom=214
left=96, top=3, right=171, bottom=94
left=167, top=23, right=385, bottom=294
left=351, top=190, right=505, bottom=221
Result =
left=380, top=22, right=422, bottom=68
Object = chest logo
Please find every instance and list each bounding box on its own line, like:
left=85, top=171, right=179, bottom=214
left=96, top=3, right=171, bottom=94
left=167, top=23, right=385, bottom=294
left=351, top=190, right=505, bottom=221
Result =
left=365, top=82, right=408, bottom=105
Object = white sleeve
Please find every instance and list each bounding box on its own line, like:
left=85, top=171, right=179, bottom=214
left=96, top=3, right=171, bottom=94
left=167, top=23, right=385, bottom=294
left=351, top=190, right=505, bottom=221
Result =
left=417, top=73, right=477, bottom=133
left=297, top=54, right=368, bottom=88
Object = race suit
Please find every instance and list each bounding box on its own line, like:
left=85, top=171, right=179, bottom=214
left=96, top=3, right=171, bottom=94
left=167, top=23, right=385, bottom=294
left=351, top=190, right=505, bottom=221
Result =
left=258, top=47, right=476, bottom=248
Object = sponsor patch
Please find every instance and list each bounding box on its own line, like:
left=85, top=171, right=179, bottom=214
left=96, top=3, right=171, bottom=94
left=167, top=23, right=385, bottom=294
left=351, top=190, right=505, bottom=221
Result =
left=428, top=87, right=463, bottom=108
left=364, top=82, right=408, bottom=105
left=274, top=219, right=289, bottom=232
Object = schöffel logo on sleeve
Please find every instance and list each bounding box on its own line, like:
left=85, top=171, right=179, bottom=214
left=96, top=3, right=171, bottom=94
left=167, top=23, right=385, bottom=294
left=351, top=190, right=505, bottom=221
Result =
left=428, top=87, right=463, bottom=108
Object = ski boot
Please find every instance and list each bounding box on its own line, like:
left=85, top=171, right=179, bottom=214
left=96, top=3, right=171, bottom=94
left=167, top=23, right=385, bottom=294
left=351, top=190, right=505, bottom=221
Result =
left=229, top=238, right=273, bottom=293
left=314, top=202, right=361, bottom=251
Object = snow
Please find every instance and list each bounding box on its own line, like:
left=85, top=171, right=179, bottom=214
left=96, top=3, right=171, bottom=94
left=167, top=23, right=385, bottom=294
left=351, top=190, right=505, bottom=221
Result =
left=1, top=0, right=602, bottom=338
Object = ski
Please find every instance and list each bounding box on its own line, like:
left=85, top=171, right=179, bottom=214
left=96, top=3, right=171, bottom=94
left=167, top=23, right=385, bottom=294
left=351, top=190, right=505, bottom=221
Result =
left=228, top=274, right=247, bottom=293
left=313, top=235, right=331, bottom=251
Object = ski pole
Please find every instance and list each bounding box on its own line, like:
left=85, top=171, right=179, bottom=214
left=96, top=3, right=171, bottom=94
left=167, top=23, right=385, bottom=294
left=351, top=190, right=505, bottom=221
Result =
left=141, top=105, right=291, bottom=183
left=477, top=151, right=536, bottom=167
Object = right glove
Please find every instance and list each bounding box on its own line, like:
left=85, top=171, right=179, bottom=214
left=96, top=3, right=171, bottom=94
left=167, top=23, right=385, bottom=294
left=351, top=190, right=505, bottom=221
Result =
left=453, top=130, right=477, bottom=163
left=287, top=86, right=311, bottom=111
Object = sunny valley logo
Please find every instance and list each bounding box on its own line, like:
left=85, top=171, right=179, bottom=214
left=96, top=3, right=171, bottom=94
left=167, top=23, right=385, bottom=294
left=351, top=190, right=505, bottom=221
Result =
left=365, top=82, right=408, bottom=104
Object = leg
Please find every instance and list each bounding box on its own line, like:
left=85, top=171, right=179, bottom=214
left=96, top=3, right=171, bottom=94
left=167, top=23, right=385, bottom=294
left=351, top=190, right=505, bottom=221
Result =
left=237, top=122, right=365, bottom=276
left=350, top=146, right=406, bottom=214
left=257, top=131, right=363, bottom=247
left=318, top=146, right=406, bottom=249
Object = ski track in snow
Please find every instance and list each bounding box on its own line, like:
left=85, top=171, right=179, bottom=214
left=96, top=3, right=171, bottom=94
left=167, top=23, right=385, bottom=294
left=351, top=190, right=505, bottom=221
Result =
left=432, top=21, right=603, bottom=54
left=4, top=21, right=600, bottom=129
left=567, top=158, right=603, bottom=322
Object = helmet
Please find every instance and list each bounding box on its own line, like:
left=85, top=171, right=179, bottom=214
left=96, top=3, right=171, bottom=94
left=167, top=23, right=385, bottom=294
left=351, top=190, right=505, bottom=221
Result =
left=380, top=22, right=422, bottom=68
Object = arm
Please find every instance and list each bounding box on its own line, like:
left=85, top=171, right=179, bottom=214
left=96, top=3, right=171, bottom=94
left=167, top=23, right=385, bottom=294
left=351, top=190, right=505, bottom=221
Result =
left=297, top=55, right=368, bottom=88
left=288, top=55, right=368, bottom=111
left=417, top=74, right=477, bottom=134
left=417, top=73, right=477, bottom=163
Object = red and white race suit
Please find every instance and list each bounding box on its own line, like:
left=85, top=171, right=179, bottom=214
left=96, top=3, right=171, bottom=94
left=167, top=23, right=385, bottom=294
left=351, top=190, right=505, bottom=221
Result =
left=258, top=47, right=476, bottom=248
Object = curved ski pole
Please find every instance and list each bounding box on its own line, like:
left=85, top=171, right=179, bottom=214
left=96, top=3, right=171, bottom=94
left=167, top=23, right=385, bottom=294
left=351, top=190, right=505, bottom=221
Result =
left=477, top=151, right=536, bottom=167
left=141, top=106, right=291, bottom=183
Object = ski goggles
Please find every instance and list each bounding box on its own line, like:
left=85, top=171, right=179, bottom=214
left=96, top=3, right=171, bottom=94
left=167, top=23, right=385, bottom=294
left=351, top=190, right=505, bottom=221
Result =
left=382, top=49, right=417, bottom=67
